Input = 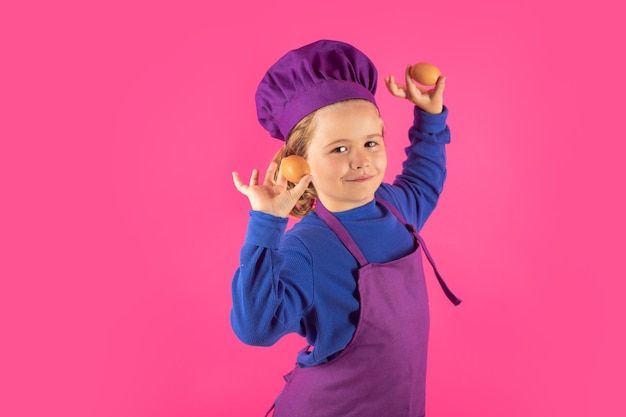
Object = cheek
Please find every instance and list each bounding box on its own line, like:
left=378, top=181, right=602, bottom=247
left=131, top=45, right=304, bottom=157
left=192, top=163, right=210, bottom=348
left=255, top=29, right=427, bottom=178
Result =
left=375, top=151, right=387, bottom=170
left=310, top=158, right=343, bottom=182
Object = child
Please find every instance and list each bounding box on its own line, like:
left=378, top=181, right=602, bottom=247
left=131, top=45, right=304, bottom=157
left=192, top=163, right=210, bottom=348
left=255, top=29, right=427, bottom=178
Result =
left=231, top=39, right=461, bottom=417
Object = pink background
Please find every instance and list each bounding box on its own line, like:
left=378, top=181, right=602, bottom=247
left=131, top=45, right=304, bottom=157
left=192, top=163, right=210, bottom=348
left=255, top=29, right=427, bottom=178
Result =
left=2, top=1, right=625, bottom=416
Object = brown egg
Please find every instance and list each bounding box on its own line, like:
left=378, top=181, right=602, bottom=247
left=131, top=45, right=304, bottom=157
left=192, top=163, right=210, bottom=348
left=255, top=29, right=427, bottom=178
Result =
left=410, top=62, right=441, bottom=86
left=281, top=155, right=310, bottom=183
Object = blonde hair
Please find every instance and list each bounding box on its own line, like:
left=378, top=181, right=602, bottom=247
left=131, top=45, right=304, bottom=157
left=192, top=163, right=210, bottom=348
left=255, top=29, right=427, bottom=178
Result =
left=274, top=112, right=318, bottom=218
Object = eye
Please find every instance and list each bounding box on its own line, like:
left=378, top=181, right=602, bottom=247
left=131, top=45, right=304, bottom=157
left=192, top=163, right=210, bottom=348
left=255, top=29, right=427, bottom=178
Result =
left=365, top=141, right=378, bottom=148
left=332, top=146, right=348, bottom=153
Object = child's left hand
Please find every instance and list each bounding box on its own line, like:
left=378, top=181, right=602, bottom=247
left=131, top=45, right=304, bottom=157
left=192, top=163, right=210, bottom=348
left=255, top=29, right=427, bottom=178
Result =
left=232, top=160, right=312, bottom=218
left=384, top=65, right=445, bottom=114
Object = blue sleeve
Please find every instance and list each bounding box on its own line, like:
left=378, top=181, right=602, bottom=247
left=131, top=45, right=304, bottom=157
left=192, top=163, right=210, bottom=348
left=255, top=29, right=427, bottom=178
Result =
left=378, top=105, right=450, bottom=231
left=230, top=211, right=314, bottom=346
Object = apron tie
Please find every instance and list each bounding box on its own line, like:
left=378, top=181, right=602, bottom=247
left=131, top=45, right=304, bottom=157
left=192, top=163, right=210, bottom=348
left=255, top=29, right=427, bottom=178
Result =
left=376, top=198, right=462, bottom=306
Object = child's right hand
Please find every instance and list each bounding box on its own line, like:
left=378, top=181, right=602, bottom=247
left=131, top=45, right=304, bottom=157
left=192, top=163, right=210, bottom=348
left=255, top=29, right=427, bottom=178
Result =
left=232, top=161, right=312, bottom=218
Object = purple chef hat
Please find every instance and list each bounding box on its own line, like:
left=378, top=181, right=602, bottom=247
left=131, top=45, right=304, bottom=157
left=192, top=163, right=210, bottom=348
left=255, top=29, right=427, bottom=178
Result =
left=255, top=39, right=378, bottom=141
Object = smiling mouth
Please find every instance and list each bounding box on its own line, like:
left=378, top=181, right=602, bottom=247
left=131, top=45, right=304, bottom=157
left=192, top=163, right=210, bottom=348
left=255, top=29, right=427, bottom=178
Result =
left=346, top=175, right=373, bottom=182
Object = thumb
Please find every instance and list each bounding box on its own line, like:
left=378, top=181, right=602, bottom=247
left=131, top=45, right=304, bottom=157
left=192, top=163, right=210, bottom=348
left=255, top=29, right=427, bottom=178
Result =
left=433, top=76, right=446, bottom=96
left=290, top=174, right=313, bottom=199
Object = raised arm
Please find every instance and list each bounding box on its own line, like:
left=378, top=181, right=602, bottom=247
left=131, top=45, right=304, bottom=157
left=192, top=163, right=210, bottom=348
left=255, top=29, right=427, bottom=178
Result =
left=378, top=66, right=450, bottom=230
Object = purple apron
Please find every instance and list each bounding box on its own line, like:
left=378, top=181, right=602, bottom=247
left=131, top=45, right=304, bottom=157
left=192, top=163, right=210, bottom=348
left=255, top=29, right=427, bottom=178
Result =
left=268, top=198, right=461, bottom=417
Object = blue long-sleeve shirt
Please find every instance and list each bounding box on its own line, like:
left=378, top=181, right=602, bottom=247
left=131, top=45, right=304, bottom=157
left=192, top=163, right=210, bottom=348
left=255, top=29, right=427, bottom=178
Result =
left=231, top=106, right=450, bottom=367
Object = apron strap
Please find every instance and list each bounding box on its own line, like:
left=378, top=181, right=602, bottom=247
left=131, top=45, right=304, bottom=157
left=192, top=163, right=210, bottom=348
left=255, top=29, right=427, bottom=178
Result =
left=376, top=198, right=462, bottom=306
left=415, top=234, right=462, bottom=306
left=314, top=200, right=368, bottom=267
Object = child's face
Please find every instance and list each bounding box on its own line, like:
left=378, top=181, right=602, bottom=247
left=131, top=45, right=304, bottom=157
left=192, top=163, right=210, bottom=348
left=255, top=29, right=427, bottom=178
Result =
left=306, top=100, right=386, bottom=212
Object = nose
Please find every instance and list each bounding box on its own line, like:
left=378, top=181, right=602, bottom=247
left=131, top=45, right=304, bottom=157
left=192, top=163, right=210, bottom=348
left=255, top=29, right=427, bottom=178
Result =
left=350, top=149, right=370, bottom=170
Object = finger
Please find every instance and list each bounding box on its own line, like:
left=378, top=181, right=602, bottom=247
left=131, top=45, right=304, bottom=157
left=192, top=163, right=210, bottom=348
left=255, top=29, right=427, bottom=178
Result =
left=405, top=77, right=423, bottom=99
left=249, top=168, right=259, bottom=186
left=385, top=75, right=407, bottom=98
left=404, top=64, right=413, bottom=84
left=232, top=171, right=247, bottom=193
left=383, top=75, right=395, bottom=92
left=275, top=165, right=288, bottom=188
left=263, top=161, right=278, bottom=186
left=383, top=76, right=392, bottom=92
